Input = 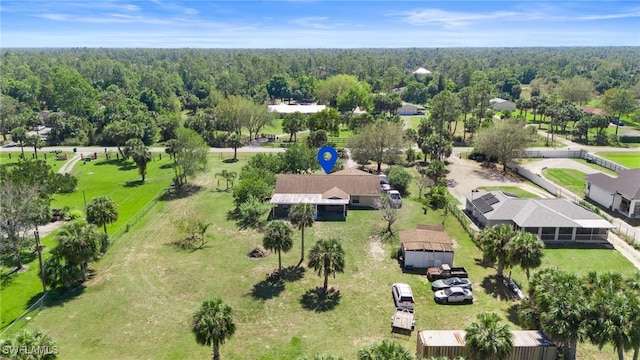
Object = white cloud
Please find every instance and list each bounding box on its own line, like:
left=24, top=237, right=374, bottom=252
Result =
left=393, top=9, right=520, bottom=27
left=184, top=8, right=199, bottom=15
left=122, top=4, right=141, bottom=12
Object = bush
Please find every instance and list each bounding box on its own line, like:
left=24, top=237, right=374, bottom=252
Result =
left=387, top=166, right=412, bottom=195
left=237, top=195, right=271, bottom=230
left=65, top=209, right=83, bottom=221
left=52, top=173, right=78, bottom=194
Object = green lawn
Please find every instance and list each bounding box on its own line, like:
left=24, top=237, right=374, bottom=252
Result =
left=401, top=115, right=425, bottom=130
left=542, top=168, right=586, bottom=196
left=261, top=118, right=285, bottom=135
left=477, top=186, right=540, bottom=199
left=14, top=156, right=637, bottom=360
left=596, top=151, right=640, bottom=169
left=0, top=154, right=175, bottom=330
left=0, top=151, right=67, bottom=170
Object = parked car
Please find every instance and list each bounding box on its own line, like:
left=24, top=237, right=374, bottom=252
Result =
left=434, top=286, right=474, bottom=304
left=387, top=190, right=402, bottom=208
left=392, top=283, right=415, bottom=311
left=431, top=277, right=472, bottom=291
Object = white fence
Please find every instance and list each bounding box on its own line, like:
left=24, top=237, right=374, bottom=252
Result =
left=508, top=163, right=559, bottom=196
left=520, top=149, right=627, bottom=174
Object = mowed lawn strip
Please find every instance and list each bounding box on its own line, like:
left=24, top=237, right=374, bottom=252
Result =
left=477, top=186, right=540, bottom=199
left=595, top=151, right=640, bottom=169
left=0, top=154, right=175, bottom=329
left=22, top=155, right=637, bottom=360
left=542, top=168, right=586, bottom=196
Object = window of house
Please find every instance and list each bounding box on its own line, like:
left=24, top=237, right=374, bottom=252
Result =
left=352, top=196, right=360, bottom=204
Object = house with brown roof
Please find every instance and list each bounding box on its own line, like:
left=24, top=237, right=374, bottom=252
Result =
left=586, top=168, right=640, bottom=219
left=270, top=168, right=380, bottom=220
left=398, top=225, right=454, bottom=269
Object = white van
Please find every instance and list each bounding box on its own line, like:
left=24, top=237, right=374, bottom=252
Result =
left=392, top=283, right=415, bottom=311
left=387, top=190, right=402, bottom=208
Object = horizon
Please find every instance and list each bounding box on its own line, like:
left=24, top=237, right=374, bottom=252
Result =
left=2, top=1, right=639, bottom=48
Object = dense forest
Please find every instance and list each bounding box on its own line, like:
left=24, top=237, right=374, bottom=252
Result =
left=1, top=47, right=639, bottom=147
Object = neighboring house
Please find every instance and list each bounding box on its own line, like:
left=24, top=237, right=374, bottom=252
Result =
left=398, top=225, right=454, bottom=269
left=267, top=103, right=326, bottom=114
left=576, top=106, right=608, bottom=116
left=412, top=67, right=432, bottom=75
left=397, top=102, right=426, bottom=116
left=270, top=168, right=380, bottom=220
left=417, top=330, right=557, bottom=360
left=466, top=191, right=613, bottom=243
left=489, top=98, right=517, bottom=112
left=586, top=168, right=640, bottom=219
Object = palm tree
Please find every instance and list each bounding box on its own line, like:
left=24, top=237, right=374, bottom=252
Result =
left=506, top=232, right=544, bottom=279
left=215, top=170, right=238, bottom=190
left=226, top=132, right=243, bottom=161
left=10, top=126, right=27, bottom=157
left=289, top=203, right=315, bottom=267
left=308, top=238, right=345, bottom=293
left=26, top=134, right=44, bottom=159
left=357, top=339, right=414, bottom=360
left=124, top=138, right=153, bottom=182
left=464, top=312, right=514, bottom=360
left=588, top=288, right=635, bottom=360
left=55, top=221, right=101, bottom=282
left=86, top=196, right=119, bottom=236
left=2, top=328, right=58, bottom=360
left=479, top=224, right=516, bottom=277
left=531, top=270, right=589, bottom=360
left=263, top=220, right=293, bottom=271
left=191, top=298, right=236, bottom=360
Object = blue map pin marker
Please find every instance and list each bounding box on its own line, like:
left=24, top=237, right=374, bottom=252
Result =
left=317, top=146, right=338, bottom=174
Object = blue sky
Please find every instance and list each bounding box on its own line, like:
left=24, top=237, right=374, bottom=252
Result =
left=1, top=1, right=639, bottom=48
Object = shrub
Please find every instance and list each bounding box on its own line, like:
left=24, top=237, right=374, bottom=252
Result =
left=387, top=166, right=412, bottom=195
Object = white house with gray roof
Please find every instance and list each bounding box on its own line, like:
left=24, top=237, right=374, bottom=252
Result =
left=466, top=191, right=613, bottom=243
left=586, top=168, right=640, bottom=219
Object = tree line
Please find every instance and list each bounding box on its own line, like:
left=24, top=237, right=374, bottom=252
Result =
left=1, top=47, right=638, bottom=152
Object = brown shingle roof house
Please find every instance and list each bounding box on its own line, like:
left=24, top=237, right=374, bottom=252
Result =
left=586, top=168, right=640, bottom=219
left=270, top=171, right=380, bottom=220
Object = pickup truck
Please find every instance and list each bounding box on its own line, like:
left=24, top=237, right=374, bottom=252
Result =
left=427, top=264, right=469, bottom=282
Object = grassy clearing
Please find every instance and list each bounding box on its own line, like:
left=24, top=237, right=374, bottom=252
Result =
left=400, top=115, right=425, bottom=130
left=570, top=159, right=619, bottom=176
left=261, top=118, right=285, bottom=135
left=18, top=156, right=638, bottom=360
left=477, top=186, right=540, bottom=199
left=542, top=168, right=586, bottom=196
left=0, top=151, right=67, bottom=170
left=0, top=154, right=175, bottom=330
left=596, top=151, right=640, bottom=169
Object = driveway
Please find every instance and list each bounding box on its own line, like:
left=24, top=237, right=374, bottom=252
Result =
left=446, top=154, right=551, bottom=205
left=521, top=158, right=602, bottom=176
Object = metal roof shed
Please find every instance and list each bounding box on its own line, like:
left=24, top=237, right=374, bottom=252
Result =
left=417, top=330, right=557, bottom=360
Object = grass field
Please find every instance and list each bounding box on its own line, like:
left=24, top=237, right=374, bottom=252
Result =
left=0, top=153, right=176, bottom=330
left=401, top=115, right=425, bottom=130
left=0, top=151, right=67, bottom=170
left=17, top=155, right=638, bottom=360
left=476, top=186, right=540, bottom=199
left=596, top=151, right=640, bottom=169
left=261, top=118, right=285, bottom=135
left=542, top=168, right=586, bottom=196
